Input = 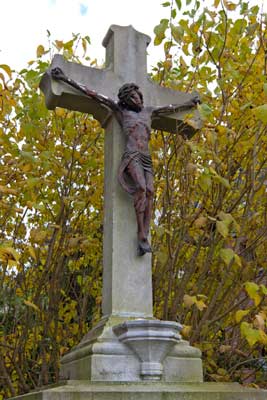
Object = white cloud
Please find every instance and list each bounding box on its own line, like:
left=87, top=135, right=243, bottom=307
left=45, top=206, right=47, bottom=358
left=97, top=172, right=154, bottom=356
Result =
left=0, top=0, right=168, bottom=71
left=0, top=0, right=266, bottom=72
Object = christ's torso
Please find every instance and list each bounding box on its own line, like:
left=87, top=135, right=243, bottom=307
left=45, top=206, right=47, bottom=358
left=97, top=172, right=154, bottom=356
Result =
left=121, top=108, right=152, bottom=154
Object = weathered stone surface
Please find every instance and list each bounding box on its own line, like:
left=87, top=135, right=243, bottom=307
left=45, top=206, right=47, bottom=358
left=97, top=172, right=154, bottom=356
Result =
left=102, top=118, right=153, bottom=318
left=38, top=24, right=205, bottom=387
left=26, top=24, right=264, bottom=400
left=59, top=317, right=203, bottom=383
left=113, top=320, right=182, bottom=380
left=11, top=381, right=267, bottom=400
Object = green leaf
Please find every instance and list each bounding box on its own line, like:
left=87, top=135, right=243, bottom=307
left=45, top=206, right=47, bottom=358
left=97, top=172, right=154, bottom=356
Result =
left=240, top=322, right=263, bottom=347
left=244, top=282, right=261, bottom=306
left=162, top=1, right=171, bottom=6
left=216, top=221, right=229, bottom=238
left=234, top=254, right=242, bottom=267
left=260, top=284, right=267, bottom=295
left=235, top=309, right=250, bottom=323
left=220, top=248, right=234, bottom=265
left=24, top=299, right=40, bottom=312
left=253, top=104, right=267, bottom=124
left=198, top=173, right=212, bottom=191
left=20, top=151, right=37, bottom=163
left=171, top=8, right=177, bottom=19
left=175, top=0, right=182, bottom=10
left=217, top=211, right=233, bottom=225
left=154, top=19, right=169, bottom=45
left=213, top=175, right=231, bottom=189
left=77, top=275, right=83, bottom=286
left=197, top=103, right=212, bottom=120
left=171, top=24, right=184, bottom=43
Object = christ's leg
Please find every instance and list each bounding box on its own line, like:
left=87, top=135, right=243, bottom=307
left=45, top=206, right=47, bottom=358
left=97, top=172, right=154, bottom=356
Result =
left=144, top=171, right=154, bottom=239
left=126, top=161, right=148, bottom=251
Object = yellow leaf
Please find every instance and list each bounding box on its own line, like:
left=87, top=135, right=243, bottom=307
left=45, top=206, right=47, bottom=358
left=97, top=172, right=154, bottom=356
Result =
left=183, top=294, right=197, bottom=307
left=220, top=248, right=235, bottom=265
left=24, top=300, right=40, bottom=312
left=0, top=247, right=20, bottom=262
left=194, top=216, right=207, bottom=228
left=16, top=288, right=23, bottom=297
left=259, top=330, right=267, bottom=345
left=21, top=163, right=32, bottom=173
left=216, top=220, right=229, bottom=238
left=253, top=104, right=267, bottom=124
left=198, top=173, right=211, bottom=191
left=209, top=373, right=226, bottom=382
left=55, top=107, right=66, bottom=117
left=240, top=322, right=260, bottom=347
left=55, top=40, right=64, bottom=50
left=0, top=72, right=6, bottom=83
left=244, top=282, right=261, bottom=306
left=235, top=309, right=250, bottom=323
left=217, top=211, right=233, bottom=226
left=195, top=299, right=207, bottom=311
left=254, top=314, right=265, bottom=330
left=219, top=345, right=232, bottom=353
left=197, top=103, right=212, bottom=120
left=28, top=245, right=37, bottom=261
left=181, top=325, right=192, bottom=338
left=30, top=229, right=47, bottom=243
left=260, top=284, right=267, bottom=295
left=0, top=185, right=18, bottom=195
left=234, top=254, right=242, bottom=267
left=217, top=368, right=228, bottom=376
left=36, top=45, right=45, bottom=58
left=0, top=64, right=12, bottom=78
left=223, top=0, right=237, bottom=10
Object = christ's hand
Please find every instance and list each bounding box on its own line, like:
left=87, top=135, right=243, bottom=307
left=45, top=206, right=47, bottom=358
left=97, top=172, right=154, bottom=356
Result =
left=51, top=67, right=66, bottom=81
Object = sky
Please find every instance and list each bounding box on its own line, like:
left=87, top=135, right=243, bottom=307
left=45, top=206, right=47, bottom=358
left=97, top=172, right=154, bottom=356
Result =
left=0, top=0, right=266, bottom=73
left=0, top=0, right=169, bottom=72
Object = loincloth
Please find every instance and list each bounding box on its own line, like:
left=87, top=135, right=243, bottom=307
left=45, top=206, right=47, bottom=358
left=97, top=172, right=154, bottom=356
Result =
left=118, top=150, right=153, bottom=195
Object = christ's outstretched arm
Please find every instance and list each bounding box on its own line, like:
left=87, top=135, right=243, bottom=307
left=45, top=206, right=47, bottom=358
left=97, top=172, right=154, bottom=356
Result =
left=50, top=67, right=120, bottom=115
left=152, top=93, right=200, bottom=117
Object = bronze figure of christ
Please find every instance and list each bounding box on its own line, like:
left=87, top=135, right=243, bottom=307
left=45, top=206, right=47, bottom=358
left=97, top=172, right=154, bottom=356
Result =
left=51, top=67, right=199, bottom=256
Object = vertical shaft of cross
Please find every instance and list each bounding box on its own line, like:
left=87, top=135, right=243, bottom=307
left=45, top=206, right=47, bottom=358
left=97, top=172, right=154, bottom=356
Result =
left=102, top=26, right=153, bottom=318
left=40, top=24, right=201, bottom=320
left=103, top=25, right=150, bottom=85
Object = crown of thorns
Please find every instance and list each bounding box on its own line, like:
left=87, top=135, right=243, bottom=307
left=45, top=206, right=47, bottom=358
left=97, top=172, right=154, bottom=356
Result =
left=118, top=83, right=143, bottom=104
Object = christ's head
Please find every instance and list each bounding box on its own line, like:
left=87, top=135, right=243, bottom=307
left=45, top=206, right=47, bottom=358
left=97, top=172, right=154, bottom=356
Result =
left=118, top=83, right=143, bottom=112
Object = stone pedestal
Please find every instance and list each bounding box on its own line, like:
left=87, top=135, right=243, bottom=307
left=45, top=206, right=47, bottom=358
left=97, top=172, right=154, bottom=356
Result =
left=11, top=381, right=267, bottom=400
left=59, top=316, right=203, bottom=383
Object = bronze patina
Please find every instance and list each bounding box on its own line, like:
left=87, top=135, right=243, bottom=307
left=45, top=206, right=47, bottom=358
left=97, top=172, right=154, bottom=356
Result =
left=51, top=67, right=199, bottom=255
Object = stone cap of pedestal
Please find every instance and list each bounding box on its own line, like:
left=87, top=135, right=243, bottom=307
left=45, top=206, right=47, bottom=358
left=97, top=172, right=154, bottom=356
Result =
left=113, top=319, right=182, bottom=337
left=113, top=319, right=183, bottom=380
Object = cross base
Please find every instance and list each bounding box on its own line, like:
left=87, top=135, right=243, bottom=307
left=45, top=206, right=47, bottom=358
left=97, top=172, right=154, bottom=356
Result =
left=59, top=316, right=203, bottom=383
left=10, top=381, right=267, bottom=399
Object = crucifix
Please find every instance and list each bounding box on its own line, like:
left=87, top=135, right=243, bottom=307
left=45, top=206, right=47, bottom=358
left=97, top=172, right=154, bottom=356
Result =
left=40, top=24, right=201, bottom=320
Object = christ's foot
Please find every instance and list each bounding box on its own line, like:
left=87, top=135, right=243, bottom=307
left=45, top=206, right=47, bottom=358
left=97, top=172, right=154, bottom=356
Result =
left=138, top=239, right=152, bottom=256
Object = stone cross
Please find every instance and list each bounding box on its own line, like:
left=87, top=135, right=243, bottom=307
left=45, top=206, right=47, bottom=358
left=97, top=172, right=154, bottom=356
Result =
left=40, top=25, right=201, bottom=321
